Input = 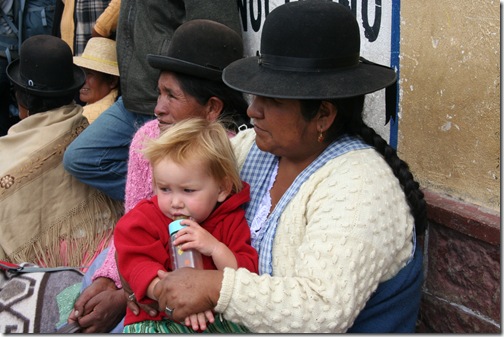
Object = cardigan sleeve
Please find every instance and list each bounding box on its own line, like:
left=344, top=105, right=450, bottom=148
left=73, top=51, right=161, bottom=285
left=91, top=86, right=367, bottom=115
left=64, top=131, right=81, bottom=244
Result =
left=124, top=120, right=158, bottom=212
left=91, top=242, right=122, bottom=288
left=91, top=118, right=157, bottom=286
left=214, top=149, right=415, bottom=333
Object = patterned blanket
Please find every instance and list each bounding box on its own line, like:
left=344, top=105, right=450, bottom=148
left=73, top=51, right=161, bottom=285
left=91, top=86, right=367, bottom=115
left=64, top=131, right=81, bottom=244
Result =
left=0, top=269, right=83, bottom=333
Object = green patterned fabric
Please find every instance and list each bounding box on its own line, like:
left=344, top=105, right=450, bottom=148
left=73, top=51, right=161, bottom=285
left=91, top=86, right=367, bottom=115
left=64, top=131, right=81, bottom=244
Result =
left=123, top=316, right=250, bottom=333
left=56, top=282, right=82, bottom=326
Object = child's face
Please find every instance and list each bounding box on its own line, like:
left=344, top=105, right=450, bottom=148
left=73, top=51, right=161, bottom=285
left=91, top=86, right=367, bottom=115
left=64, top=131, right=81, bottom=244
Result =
left=153, top=156, right=230, bottom=223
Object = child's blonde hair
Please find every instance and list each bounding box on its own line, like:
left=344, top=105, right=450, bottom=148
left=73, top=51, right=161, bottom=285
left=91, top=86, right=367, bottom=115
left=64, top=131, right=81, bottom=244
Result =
left=142, top=118, right=242, bottom=193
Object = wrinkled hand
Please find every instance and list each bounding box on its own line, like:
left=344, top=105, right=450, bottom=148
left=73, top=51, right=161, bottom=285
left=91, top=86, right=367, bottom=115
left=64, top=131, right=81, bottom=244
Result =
left=68, top=277, right=125, bottom=333
left=119, top=267, right=159, bottom=317
left=154, top=269, right=223, bottom=322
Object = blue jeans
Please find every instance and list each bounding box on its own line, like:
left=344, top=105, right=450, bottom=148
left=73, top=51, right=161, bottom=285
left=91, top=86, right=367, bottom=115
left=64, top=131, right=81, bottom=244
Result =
left=63, top=97, right=154, bottom=201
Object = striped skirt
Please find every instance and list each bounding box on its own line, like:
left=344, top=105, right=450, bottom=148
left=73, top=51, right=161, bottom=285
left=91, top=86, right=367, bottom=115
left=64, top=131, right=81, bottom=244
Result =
left=123, top=317, right=250, bottom=333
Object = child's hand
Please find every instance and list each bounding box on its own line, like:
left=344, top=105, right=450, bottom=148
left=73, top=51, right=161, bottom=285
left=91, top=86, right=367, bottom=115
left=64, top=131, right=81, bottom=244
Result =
left=184, top=310, right=215, bottom=331
left=173, top=219, right=222, bottom=257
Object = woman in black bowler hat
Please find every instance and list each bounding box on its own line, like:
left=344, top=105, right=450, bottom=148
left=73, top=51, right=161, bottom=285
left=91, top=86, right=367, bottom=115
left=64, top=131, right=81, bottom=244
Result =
left=135, top=1, right=427, bottom=333
left=65, top=19, right=251, bottom=333
left=0, top=35, right=123, bottom=283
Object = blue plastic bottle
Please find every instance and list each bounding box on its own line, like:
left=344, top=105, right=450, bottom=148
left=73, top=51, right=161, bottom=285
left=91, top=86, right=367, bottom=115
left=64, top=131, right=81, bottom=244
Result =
left=168, top=219, right=204, bottom=269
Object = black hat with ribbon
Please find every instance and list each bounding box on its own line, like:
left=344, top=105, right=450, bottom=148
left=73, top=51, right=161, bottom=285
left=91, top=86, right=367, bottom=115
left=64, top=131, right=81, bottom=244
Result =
left=223, top=0, right=398, bottom=123
left=7, top=35, right=85, bottom=97
left=147, top=19, right=243, bottom=82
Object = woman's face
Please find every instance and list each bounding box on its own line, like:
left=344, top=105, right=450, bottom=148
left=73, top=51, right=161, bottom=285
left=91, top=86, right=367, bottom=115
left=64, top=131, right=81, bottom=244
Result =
left=154, top=72, right=210, bottom=131
left=79, top=69, right=117, bottom=104
left=247, top=95, right=321, bottom=161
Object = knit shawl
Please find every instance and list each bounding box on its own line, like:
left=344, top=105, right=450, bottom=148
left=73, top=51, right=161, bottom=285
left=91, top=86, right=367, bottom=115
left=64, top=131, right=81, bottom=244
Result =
left=0, top=104, right=124, bottom=267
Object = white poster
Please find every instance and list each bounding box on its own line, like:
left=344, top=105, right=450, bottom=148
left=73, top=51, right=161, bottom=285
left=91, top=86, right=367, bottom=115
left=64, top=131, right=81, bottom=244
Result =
left=238, top=0, right=400, bottom=146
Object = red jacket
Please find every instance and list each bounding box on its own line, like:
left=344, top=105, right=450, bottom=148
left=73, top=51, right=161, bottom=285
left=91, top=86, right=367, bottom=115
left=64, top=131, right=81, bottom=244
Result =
left=114, top=182, right=258, bottom=325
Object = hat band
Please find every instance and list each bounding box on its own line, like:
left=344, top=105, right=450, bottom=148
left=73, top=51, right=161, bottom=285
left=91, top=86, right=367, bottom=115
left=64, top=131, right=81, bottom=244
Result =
left=20, top=74, right=52, bottom=91
left=258, top=52, right=360, bottom=72
left=82, top=54, right=118, bottom=67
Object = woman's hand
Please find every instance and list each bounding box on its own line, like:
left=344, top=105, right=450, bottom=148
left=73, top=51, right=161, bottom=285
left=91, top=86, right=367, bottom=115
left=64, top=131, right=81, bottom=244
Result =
left=67, top=277, right=126, bottom=333
left=155, top=269, right=223, bottom=322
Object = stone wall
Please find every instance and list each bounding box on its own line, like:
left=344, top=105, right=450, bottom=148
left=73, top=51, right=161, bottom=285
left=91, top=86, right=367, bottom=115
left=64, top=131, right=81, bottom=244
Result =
left=416, top=189, right=501, bottom=333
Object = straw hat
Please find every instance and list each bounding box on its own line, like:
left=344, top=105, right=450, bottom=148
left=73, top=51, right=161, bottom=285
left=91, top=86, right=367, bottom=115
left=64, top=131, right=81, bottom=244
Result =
left=7, top=35, right=85, bottom=97
left=73, top=37, right=119, bottom=76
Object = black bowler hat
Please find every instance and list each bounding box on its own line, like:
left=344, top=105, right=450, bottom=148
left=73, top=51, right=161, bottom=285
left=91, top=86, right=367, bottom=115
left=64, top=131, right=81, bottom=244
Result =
left=147, top=19, right=243, bottom=81
left=6, top=35, right=85, bottom=97
left=223, top=0, right=397, bottom=113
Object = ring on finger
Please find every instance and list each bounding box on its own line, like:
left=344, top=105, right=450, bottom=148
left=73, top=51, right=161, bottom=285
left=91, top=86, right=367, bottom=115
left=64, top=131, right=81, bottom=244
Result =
left=165, top=306, right=174, bottom=317
left=127, top=292, right=136, bottom=302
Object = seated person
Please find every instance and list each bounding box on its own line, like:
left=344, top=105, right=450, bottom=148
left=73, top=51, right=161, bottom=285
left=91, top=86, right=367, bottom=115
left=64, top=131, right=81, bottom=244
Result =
left=148, top=1, right=427, bottom=333
left=115, top=118, right=258, bottom=333
left=0, top=35, right=123, bottom=268
left=73, top=37, right=120, bottom=123
left=66, top=19, right=250, bottom=333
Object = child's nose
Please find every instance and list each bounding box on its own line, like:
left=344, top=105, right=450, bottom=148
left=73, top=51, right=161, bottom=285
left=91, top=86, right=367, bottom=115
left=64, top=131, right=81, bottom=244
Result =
left=171, top=195, right=183, bottom=208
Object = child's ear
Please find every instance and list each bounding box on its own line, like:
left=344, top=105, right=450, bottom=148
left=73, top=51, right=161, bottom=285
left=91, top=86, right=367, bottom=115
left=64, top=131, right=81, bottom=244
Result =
left=217, top=177, right=233, bottom=202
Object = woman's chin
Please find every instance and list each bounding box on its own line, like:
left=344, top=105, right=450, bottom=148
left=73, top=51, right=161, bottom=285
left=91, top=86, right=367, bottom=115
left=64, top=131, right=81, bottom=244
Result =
left=79, top=95, right=92, bottom=104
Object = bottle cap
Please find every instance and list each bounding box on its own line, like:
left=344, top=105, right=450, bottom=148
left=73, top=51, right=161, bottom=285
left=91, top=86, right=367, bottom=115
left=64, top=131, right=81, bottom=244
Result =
left=169, top=219, right=186, bottom=235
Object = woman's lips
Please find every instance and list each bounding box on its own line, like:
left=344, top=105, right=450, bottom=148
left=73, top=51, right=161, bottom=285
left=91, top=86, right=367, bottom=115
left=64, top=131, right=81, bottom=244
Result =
left=254, top=124, right=266, bottom=133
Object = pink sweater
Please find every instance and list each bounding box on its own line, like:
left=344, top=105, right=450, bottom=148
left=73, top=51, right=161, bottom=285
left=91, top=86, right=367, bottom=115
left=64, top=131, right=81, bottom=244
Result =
left=91, top=119, right=159, bottom=287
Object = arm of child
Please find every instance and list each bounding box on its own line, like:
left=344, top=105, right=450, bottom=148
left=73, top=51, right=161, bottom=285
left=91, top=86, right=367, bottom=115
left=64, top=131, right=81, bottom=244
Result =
left=208, top=242, right=238, bottom=270
left=185, top=311, right=215, bottom=331
left=147, top=277, right=161, bottom=301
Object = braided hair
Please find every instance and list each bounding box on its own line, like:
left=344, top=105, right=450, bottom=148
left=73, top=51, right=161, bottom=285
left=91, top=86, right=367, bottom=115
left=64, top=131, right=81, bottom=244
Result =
left=300, top=97, right=427, bottom=235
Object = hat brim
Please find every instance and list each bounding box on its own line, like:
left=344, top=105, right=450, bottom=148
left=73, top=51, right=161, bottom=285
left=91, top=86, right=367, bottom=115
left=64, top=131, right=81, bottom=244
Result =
left=7, top=59, right=86, bottom=97
left=73, top=56, right=119, bottom=77
left=222, top=56, right=397, bottom=99
left=147, top=55, right=222, bottom=81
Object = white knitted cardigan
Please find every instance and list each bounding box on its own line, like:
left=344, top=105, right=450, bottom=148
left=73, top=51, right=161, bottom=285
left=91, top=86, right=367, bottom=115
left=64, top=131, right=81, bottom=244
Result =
left=215, top=129, right=414, bottom=333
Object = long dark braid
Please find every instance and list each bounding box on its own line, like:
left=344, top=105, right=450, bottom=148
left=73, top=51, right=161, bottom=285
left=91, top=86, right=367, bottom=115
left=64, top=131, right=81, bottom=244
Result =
left=300, top=97, right=427, bottom=235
